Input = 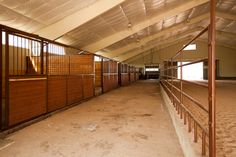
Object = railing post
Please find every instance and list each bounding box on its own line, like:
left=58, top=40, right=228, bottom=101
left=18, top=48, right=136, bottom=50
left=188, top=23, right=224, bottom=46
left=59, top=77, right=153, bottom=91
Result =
left=208, top=0, right=216, bottom=157
left=202, top=131, right=206, bottom=156
left=180, top=50, right=183, bottom=119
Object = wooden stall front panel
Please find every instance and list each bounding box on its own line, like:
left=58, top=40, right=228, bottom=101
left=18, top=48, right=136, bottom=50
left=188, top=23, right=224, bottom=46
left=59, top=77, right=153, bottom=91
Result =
left=102, top=60, right=118, bottom=92
left=70, top=55, right=94, bottom=75
left=135, top=72, right=139, bottom=81
left=103, top=75, right=110, bottom=93
left=9, top=78, right=47, bottom=126
left=113, top=74, right=118, bottom=88
left=67, top=75, right=83, bottom=105
left=47, top=76, right=67, bottom=112
left=130, top=73, right=135, bottom=83
left=121, top=73, right=129, bottom=86
left=95, top=62, right=102, bottom=87
left=83, top=75, right=94, bottom=99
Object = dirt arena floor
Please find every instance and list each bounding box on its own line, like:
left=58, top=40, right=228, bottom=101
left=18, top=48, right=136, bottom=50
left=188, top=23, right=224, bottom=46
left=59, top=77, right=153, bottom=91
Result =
left=169, top=80, right=236, bottom=157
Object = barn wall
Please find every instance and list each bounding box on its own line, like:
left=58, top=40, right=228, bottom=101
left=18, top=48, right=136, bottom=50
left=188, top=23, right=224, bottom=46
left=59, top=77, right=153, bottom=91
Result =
left=128, top=40, right=236, bottom=77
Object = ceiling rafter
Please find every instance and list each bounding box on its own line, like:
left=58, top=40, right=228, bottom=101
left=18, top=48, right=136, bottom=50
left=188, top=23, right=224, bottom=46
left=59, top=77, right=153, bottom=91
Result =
left=119, top=36, right=191, bottom=62
left=216, top=30, right=236, bottom=39
left=34, top=0, right=125, bottom=40
left=114, top=28, right=198, bottom=62
left=0, top=3, right=42, bottom=25
left=127, top=29, right=236, bottom=64
left=217, top=11, right=236, bottom=21
left=196, top=38, right=236, bottom=51
left=82, top=0, right=209, bottom=53
left=112, top=26, right=203, bottom=60
left=126, top=36, right=198, bottom=64
left=104, top=13, right=209, bottom=58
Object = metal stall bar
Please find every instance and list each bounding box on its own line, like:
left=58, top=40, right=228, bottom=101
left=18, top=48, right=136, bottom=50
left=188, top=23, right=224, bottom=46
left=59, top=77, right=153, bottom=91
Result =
left=209, top=0, right=216, bottom=156
left=0, top=26, right=2, bottom=130
left=4, top=31, right=9, bottom=129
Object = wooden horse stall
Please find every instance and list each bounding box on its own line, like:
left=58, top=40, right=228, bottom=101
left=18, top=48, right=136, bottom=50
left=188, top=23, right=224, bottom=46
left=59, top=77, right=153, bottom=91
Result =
left=110, top=60, right=118, bottom=89
left=129, top=66, right=135, bottom=83
left=47, top=45, right=69, bottom=112
left=4, top=31, right=47, bottom=127
left=74, top=55, right=94, bottom=99
left=119, top=63, right=130, bottom=86
left=0, top=26, right=96, bottom=130
left=102, top=59, right=118, bottom=93
left=102, top=59, right=110, bottom=93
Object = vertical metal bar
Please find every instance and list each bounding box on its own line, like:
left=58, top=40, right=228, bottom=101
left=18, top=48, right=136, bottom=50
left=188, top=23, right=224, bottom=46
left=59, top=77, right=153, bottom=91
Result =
left=28, top=39, right=30, bottom=74
left=180, top=52, right=183, bottom=107
left=0, top=27, right=2, bottom=130
left=208, top=0, right=216, bottom=157
left=37, top=41, right=39, bottom=74
left=5, top=31, right=9, bottom=128
left=180, top=106, right=183, bottom=119
left=93, top=55, right=95, bottom=96
left=188, top=115, right=192, bottom=132
left=101, top=58, right=104, bottom=93
left=13, top=35, right=15, bottom=75
left=177, top=103, right=180, bottom=114
left=17, top=36, right=19, bottom=75
left=194, top=122, right=198, bottom=142
left=40, top=40, right=44, bottom=75
left=20, top=36, right=23, bottom=75
left=68, top=55, right=70, bottom=75
left=23, top=38, right=26, bottom=75
left=184, top=109, right=187, bottom=125
left=45, top=43, right=49, bottom=112
left=202, top=130, right=206, bottom=156
left=23, top=36, right=27, bottom=74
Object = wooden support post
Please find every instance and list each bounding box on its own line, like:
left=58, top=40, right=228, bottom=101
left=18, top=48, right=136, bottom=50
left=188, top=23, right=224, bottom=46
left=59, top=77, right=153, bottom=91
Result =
left=208, top=0, right=216, bottom=156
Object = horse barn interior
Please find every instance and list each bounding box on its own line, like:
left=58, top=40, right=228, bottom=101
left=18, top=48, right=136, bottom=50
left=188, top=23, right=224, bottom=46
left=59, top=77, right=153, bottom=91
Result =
left=0, top=0, right=235, bottom=157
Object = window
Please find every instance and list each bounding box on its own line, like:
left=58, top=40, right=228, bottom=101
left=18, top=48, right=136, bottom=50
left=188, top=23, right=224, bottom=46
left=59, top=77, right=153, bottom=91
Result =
left=178, top=62, right=203, bottom=80
left=145, top=68, right=159, bottom=72
left=2, top=32, right=65, bottom=56
left=2, top=32, right=29, bottom=48
left=183, top=44, right=196, bottom=51
left=45, top=43, right=65, bottom=55
left=94, top=56, right=101, bottom=61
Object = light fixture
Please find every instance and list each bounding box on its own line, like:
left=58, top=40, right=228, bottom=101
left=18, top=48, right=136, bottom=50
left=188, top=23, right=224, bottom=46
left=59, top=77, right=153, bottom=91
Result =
left=128, top=22, right=132, bottom=29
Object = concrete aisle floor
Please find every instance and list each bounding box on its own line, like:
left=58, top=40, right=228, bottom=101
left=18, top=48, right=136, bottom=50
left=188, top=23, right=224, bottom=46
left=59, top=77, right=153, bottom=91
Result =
left=0, top=80, right=184, bottom=157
